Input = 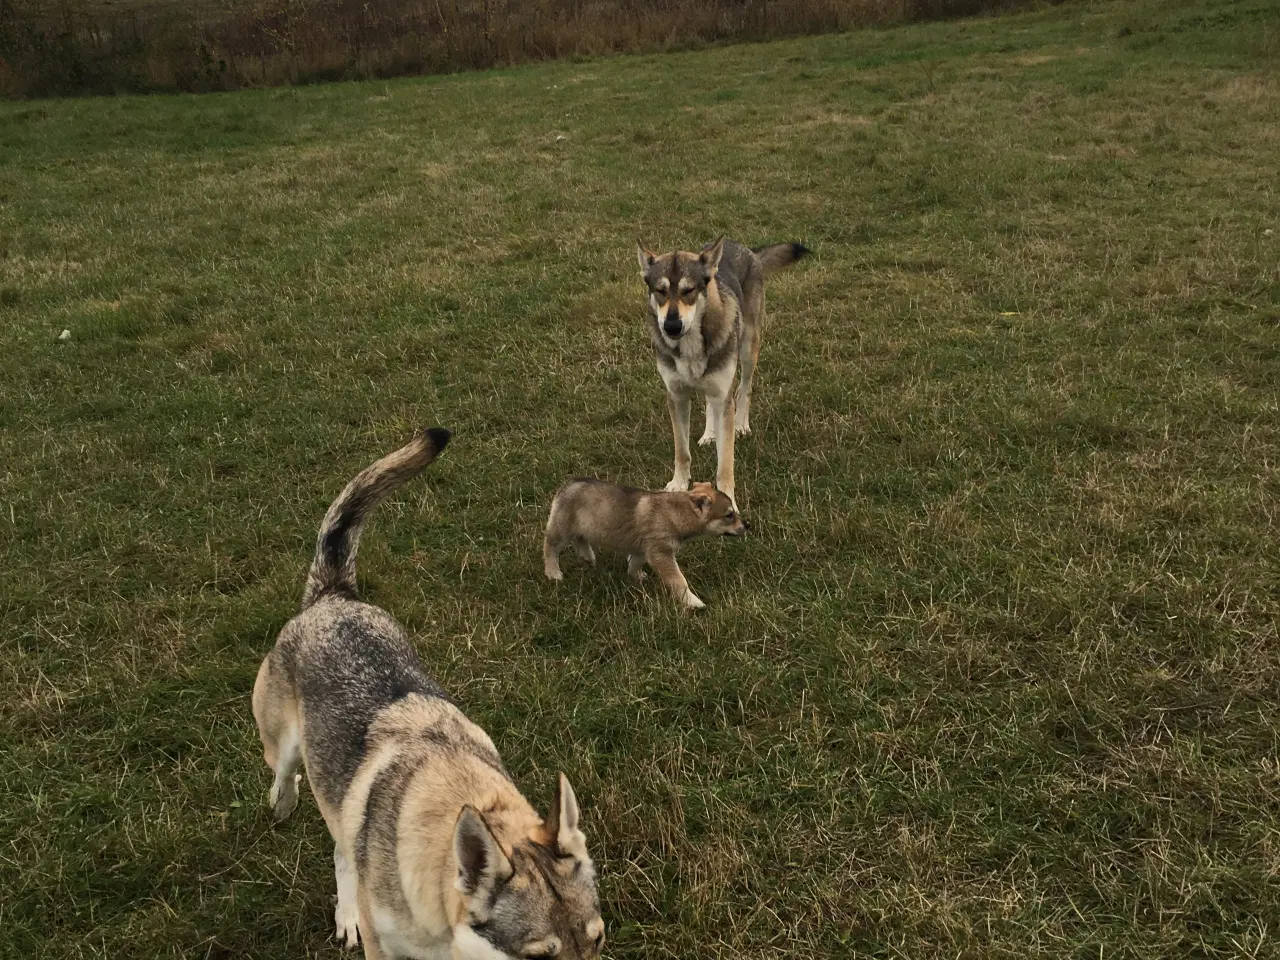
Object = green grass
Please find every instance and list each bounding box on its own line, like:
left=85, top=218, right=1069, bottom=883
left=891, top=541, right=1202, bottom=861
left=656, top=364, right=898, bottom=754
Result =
left=2, top=0, right=1279, bottom=957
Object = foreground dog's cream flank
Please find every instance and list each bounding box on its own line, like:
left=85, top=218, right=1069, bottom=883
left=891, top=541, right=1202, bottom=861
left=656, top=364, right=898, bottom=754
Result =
left=253, top=428, right=604, bottom=960
left=543, top=478, right=746, bottom=610
left=637, top=236, right=809, bottom=508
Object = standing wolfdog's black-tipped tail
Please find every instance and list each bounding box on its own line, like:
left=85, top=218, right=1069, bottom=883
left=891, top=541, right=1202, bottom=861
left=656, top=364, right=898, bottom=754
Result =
left=751, top=242, right=811, bottom=275
left=301, top=427, right=452, bottom=610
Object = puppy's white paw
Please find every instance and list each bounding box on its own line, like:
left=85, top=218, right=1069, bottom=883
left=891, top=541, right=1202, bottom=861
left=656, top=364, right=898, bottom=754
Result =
left=682, top=593, right=706, bottom=611
left=334, top=898, right=361, bottom=950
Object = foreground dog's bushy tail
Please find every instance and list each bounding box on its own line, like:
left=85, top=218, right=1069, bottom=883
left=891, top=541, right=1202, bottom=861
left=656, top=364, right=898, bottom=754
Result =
left=752, top=242, right=811, bottom=275
left=301, top=427, right=452, bottom=609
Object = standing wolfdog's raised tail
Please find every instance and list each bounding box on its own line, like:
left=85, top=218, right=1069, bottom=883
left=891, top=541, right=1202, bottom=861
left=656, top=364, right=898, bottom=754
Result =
left=637, top=236, right=809, bottom=510
left=252, top=428, right=605, bottom=960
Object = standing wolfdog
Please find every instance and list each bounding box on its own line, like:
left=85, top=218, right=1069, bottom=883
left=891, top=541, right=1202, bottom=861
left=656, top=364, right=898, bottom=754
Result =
left=636, top=236, right=808, bottom=508
left=252, top=428, right=605, bottom=959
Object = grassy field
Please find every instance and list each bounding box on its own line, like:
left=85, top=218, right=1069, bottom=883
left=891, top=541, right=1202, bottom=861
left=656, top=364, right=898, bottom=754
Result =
left=2, top=0, right=1279, bottom=957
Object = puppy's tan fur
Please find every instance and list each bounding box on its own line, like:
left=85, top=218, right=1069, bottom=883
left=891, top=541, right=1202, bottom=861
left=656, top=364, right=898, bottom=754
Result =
left=543, top=478, right=746, bottom=610
left=252, top=429, right=604, bottom=960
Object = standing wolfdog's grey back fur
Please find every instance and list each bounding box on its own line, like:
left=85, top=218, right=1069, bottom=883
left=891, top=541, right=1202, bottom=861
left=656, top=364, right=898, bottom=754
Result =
left=301, top=427, right=452, bottom=610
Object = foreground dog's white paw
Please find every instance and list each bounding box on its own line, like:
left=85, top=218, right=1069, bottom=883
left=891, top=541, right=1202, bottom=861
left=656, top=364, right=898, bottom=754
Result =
left=269, top=773, right=301, bottom=820
left=334, top=898, right=361, bottom=950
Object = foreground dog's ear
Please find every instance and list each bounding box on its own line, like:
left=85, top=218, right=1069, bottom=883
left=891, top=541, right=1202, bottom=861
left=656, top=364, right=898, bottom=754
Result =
left=548, top=772, right=589, bottom=861
left=454, top=805, right=513, bottom=914
left=636, top=241, right=656, bottom=273
left=699, top=236, right=725, bottom=278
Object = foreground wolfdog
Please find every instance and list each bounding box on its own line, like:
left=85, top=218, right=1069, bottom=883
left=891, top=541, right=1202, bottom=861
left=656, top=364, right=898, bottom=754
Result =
left=252, top=427, right=605, bottom=959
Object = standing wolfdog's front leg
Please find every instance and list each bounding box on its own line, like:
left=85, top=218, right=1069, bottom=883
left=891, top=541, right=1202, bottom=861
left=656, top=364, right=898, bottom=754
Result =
left=708, top=391, right=736, bottom=508
left=665, top=389, right=692, bottom=492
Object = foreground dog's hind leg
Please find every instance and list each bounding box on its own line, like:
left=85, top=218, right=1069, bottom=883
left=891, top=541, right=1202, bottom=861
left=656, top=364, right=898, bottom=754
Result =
left=627, top=554, right=647, bottom=580
left=665, top=391, right=693, bottom=492
left=574, top=538, right=596, bottom=565
left=646, top=548, right=704, bottom=610
left=334, top=848, right=360, bottom=950
left=252, top=652, right=302, bottom=820
left=356, top=890, right=385, bottom=960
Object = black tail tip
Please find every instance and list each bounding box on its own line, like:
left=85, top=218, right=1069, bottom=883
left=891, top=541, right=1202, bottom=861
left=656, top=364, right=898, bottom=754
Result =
left=425, top=427, right=453, bottom=452
left=792, top=243, right=812, bottom=260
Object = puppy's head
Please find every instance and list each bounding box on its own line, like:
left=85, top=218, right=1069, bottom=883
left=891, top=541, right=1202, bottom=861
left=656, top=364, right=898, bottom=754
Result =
left=452, top=774, right=604, bottom=960
left=689, top=481, right=746, bottom=536
left=637, top=237, right=725, bottom=343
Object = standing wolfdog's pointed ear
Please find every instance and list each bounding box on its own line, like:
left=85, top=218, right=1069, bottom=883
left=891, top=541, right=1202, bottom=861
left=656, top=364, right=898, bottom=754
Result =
left=454, top=805, right=513, bottom=918
left=637, top=240, right=657, bottom=273
left=699, top=236, right=726, bottom=278
left=547, top=772, right=589, bottom=861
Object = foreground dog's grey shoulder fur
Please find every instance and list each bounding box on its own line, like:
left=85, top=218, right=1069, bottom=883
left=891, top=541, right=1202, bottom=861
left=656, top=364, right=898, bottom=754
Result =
left=253, top=428, right=605, bottom=959
left=637, top=236, right=809, bottom=508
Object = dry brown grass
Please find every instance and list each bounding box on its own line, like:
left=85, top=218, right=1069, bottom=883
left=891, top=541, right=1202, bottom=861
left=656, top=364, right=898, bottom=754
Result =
left=2, top=0, right=1030, bottom=97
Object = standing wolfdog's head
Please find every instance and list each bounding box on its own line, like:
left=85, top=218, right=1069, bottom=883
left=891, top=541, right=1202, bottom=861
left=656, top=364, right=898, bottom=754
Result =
left=637, top=236, right=725, bottom=342
left=452, top=774, right=605, bottom=960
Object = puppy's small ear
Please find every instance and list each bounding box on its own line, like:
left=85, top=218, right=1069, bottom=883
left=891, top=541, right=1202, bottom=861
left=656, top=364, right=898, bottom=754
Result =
left=547, top=773, right=590, bottom=861
left=690, top=494, right=712, bottom=515
left=637, top=241, right=656, bottom=273
left=454, top=805, right=512, bottom=918
left=699, top=236, right=725, bottom=278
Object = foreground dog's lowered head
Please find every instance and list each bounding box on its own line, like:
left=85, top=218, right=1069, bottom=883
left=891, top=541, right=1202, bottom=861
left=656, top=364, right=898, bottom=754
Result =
left=543, top=477, right=746, bottom=610
left=252, top=428, right=604, bottom=960
left=636, top=236, right=809, bottom=509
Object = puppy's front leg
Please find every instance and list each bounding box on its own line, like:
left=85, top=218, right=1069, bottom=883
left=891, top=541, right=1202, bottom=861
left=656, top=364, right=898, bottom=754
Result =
left=646, top=548, right=704, bottom=610
left=665, top=390, right=692, bottom=492
left=627, top=554, right=647, bottom=580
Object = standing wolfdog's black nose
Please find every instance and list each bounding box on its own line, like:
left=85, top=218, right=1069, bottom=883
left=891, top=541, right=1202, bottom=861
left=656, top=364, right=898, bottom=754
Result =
left=663, top=317, right=682, bottom=338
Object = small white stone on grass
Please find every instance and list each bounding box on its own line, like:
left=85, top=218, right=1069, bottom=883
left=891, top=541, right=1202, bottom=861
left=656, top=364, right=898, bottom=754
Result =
left=58, top=329, right=71, bottom=341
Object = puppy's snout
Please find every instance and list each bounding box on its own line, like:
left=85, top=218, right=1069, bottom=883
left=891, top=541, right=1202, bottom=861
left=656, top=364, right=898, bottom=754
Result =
left=663, top=313, right=683, bottom=338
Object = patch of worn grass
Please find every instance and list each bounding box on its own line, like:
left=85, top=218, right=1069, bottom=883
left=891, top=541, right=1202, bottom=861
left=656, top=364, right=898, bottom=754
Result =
left=2, top=0, right=1279, bottom=957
